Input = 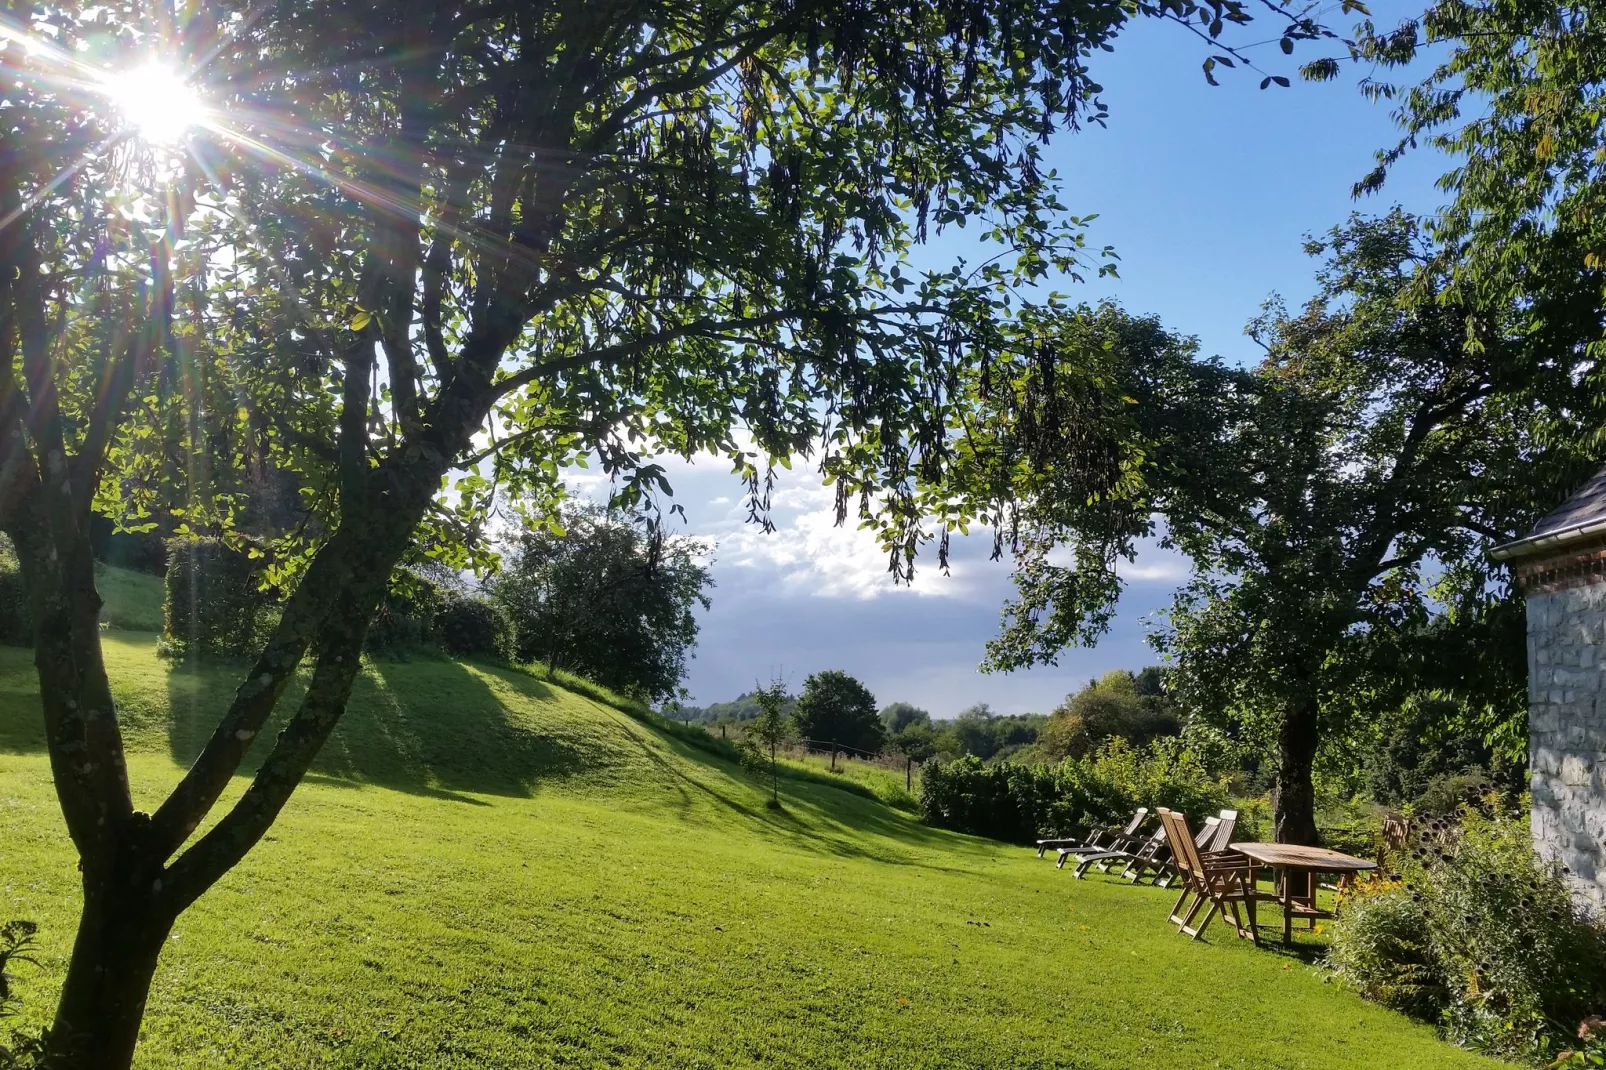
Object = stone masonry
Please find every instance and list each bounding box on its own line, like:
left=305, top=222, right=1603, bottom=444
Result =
left=1496, top=466, right=1606, bottom=910
left=1524, top=582, right=1606, bottom=908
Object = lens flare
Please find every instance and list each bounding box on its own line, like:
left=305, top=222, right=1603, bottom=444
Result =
left=101, top=63, right=207, bottom=144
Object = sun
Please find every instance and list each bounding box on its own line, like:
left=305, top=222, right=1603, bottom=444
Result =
left=101, top=63, right=207, bottom=145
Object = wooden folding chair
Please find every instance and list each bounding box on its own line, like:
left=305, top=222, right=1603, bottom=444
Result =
left=1128, top=809, right=1238, bottom=889
left=1036, top=807, right=1149, bottom=863
left=1159, top=808, right=1275, bottom=943
left=1120, top=815, right=1214, bottom=886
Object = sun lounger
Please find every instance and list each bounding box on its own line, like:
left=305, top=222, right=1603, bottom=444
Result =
left=1070, top=821, right=1171, bottom=879
left=1035, top=808, right=1148, bottom=861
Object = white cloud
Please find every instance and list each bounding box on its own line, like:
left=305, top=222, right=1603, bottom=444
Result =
left=714, top=478, right=961, bottom=600
left=1117, top=543, right=1192, bottom=584
left=596, top=447, right=981, bottom=602
left=560, top=446, right=1189, bottom=709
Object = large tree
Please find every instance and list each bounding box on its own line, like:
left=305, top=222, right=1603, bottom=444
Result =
left=971, top=214, right=1599, bottom=843
left=1037, top=669, right=1179, bottom=760
left=490, top=504, right=712, bottom=702
left=880, top=701, right=932, bottom=734
left=1310, top=0, right=1606, bottom=396
left=0, top=1, right=1330, bottom=1063
left=794, top=670, right=884, bottom=753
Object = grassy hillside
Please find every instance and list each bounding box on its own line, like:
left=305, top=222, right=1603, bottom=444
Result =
left=96, top=562, right=165, bottom=632
left=0, top=631, right=1496, bottom=1068
left=777, top=749, right=920, bottom=811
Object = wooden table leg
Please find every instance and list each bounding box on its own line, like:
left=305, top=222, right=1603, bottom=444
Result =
left=1282, top=867, right=1293, bottom=945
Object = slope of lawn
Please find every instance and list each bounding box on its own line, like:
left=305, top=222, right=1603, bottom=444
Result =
left=95, top=561, right=166, bottom=633
left=0, top=611, right=1497, bottom=1067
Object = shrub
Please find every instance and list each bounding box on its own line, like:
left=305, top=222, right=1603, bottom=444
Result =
left=1084, top=736, right=1231, bottom=826
left=1328, top=808, right=1606, bottom=1064
left=1412, top=767, right=1499, bottom=817
left=1553, top=1019, right=1606, bottom=1067
left=1323, top=877, right=1447, bottom=1021
left=0, top=537, right=25, bottom=648
left=364, top=573, right=443, bottom=657
left=161, top=538, right=276, bottom=658
left=90, top=515, right=167, bottom=574
left=919, top=737, right=1230, bottom=844
left=433, top=592, right=515, bottom=660
left=0, top=919, right=44, bottom=1068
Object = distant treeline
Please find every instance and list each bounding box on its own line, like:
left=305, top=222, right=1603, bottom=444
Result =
left=673, top=691, right=797, bottom=723
left=675, top=666, right=1179, bottom=766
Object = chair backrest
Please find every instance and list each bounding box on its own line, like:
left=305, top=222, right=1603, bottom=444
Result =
left=1160, top=808, right=1207, bottom=879
left=1135, top=824, right=1168, bottom=857
left=1195, top=815, right=1221, bottom=849
left=1382, top=812, right=1410, bottom=859
left=1155, top=809, right=1179, bottom=866
left=1210, top=809, right=1238, bottom=852
left=1122, top=807, right=1150, bottom=836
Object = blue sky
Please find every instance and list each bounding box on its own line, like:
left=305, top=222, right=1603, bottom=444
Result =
left=638, top=5, right=1454, bottom=716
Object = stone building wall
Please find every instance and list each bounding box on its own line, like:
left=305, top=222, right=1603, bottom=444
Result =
left=1526, top=577, right=1606, bottom=910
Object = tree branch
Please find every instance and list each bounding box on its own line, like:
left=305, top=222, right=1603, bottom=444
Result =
left=491, top=308, right=804, bottom=401
left=146, top=531, right=359, bottom=859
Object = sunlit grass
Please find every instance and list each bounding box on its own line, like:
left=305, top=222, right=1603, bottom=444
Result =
left=777, top=749, right=921, bottom=812
left=0, top=636, right=1496, bottom=1068
left=96, top=563, right=165, bottom=633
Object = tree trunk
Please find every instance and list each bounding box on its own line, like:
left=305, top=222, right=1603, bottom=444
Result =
left=44, top=838, right=174, bottom=1070
left=906, top=757, right=912, bottom=792
left=34, top=471, right=434, bottom=1066
left=1274, top=700, right=1321, bottom=846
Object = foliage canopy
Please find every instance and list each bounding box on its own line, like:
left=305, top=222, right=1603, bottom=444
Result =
left=794, top=669, right=884, bottom=753
left=0, top=0, right=1337, bottom=1062
left=491, top=505, right=712, bottom=702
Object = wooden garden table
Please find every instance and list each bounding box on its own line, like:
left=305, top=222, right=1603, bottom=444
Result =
left=1229, top=843, right=1377, bottom=945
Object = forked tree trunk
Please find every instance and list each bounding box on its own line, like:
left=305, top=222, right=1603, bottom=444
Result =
left=15, top=463, right=441, bottom=1070
left=1274, top=700, right=1321, bottom=846
left=46, top=842, right=174, bottom=1068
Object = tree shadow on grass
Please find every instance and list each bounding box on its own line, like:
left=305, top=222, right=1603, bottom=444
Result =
left=0, top=645, right=45, bottom=753
left=594, top=705, right=989, bottom=876
left=1071, top=866, right=1333, bottom=962
left=163, top=654, right=592, bottom=802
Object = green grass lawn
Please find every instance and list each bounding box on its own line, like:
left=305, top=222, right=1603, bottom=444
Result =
left=95, top=562, right=166, bottom=632
left=775, top=748, right=921, bottom=811
left=0, top=630, right=1498, bottom=1068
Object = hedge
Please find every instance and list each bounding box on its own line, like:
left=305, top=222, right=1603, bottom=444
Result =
left=0, top=535, right=25, bottom=647
left=162, top=538, right=275, bottom=658
left=919, top=738, right=1231, bottom=845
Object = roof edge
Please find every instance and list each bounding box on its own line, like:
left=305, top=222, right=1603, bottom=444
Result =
left=1490, top=517, right=1606, bottom=562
